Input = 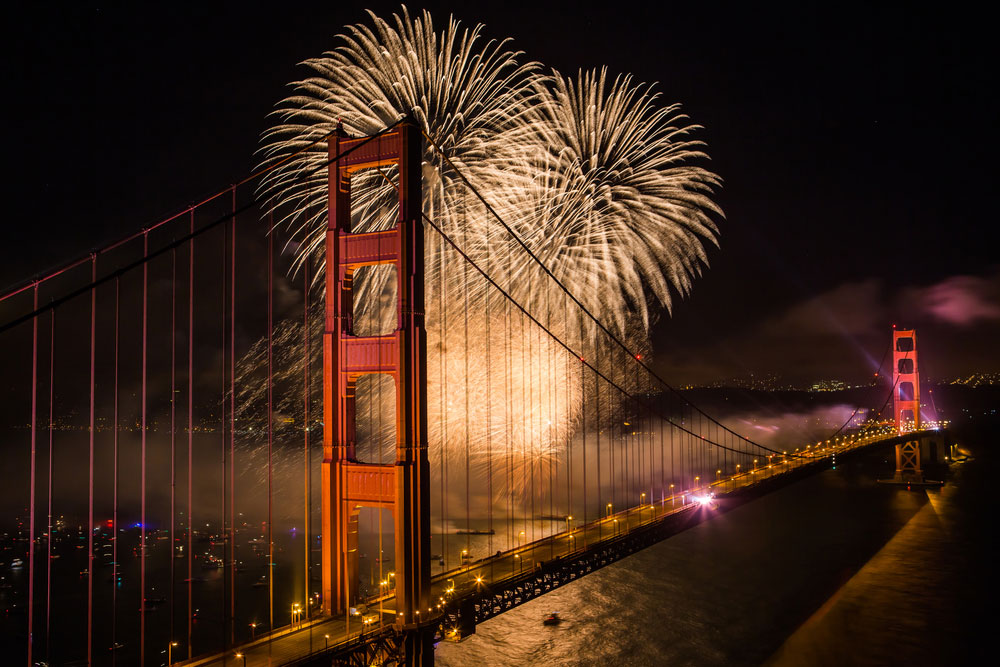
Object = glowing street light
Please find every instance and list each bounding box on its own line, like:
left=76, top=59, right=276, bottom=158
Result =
left=324, top=634, right=330, bottom=649
left=235, top=652, right=247, bottom=667
left=249, top=622, right=257, bottom=640
left=606, top=503, right=613, bottom=517
left=168, top=641, right=178, bottom=665
left=669, top=483, right=675, bottom=507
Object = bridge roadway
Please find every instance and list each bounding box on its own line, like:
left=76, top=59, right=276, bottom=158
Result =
left=177, top=426, right=914, bottom=665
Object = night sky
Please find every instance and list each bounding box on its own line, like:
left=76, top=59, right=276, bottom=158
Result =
left=3, top=1, right=997, bottom=386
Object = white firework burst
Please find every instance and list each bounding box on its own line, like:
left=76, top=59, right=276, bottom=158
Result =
left=252, top=6, right=722, bottom=507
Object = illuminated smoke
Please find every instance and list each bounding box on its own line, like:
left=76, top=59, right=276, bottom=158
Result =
left=250, top=7, right=722, bottom=502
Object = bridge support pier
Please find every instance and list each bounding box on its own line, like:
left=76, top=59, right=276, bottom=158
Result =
left=322, top=117, right=431, bottom=663
left=892, top=440, right=924, bottom=484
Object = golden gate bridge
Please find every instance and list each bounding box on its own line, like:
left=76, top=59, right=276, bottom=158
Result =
left=0, top=118, right=947, bottom=666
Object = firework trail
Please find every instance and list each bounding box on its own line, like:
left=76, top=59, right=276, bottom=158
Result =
left=242, top=6, right=721, bottom=507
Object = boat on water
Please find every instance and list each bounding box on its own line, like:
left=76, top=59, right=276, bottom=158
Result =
left=543, top=612, right=561, bottom=626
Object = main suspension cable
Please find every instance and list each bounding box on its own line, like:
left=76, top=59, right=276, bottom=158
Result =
left=420, top=130, right=792, bottom=459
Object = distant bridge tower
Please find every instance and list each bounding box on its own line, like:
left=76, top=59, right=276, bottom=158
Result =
left=322, top=116, right=433, bottom=662
left=892, top=328, right=919, bottom=432
left=891, top=328, right=922, bottom=482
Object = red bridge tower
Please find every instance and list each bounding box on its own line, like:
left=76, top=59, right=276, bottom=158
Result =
left=321, top=117, right=432, bottom=662
left=891, top=328, right=923, bottom=482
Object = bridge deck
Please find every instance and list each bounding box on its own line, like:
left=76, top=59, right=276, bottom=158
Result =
left=176, top=428, right=930, bottom=666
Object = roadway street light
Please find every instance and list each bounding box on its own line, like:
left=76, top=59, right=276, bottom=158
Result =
left=565, top=516, right=573, bottom=531
left=249, top=622, right=257, bottom=640
left=324, top=634, right=330, bottom=649
left=669, top=484, right=675, bottom=507
left=518, top=530, right=525, bottom=546
left=168, top=641, right=178, bottom=665
left=235, top=652, right=247, bottom=666
left=514, top=554, right=522, bottom=573
left=612, top=519, right=619, bottom=536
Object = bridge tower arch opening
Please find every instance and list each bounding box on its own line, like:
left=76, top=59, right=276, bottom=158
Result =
left=321, top=116, right=432, bottom=660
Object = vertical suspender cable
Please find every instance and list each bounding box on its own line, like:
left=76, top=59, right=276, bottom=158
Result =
left=564, top=294, right=571, bottom=530
left=112, top=278, right=120, bottom=666
left=45, top=308, right=55, bottom=663
left=302, top=236, right=312, bottom=628
left=302, top=232, right=310, bottom=622
left=28, top=282, right=39, bottom=667
left=220, top=212, right=228, bottom=653
left=519, top=304, right=529, bottom=542
left=169, top=248, right=177, bottom=647
left=669, top=400, right=674, bottom=502
left=437, top=230, right=446, bottom=561
left=140, top=230, right=149, bottom=667
left=485, top=224, right=493, bottom=561
left=440, top=231, right=448, bottom=569
left=608, top=348, right=615, bottom=514
left=595, top=335, right=601, bottom=527
left=656, top=396, right=670, bottom=500
left=88, top=255, right=96, bottom=666
left=546, top=287, right=554, bottom=549
left=580, top=351, right=586, bottom=542
left=187, top=213, right=194, bottom=659
left=266, top=214, right=274, bottom=646
left=462, top=217, right=471, bottom=550
left=504, top=240, right=512, bottom=551
left=229, top=188, right=236, bottom=646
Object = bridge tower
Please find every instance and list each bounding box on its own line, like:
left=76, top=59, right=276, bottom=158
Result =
left=322, top=116, right=432, bottom=662
left=892, top=328, right=919, bottom=432
left=891, top=328, right=922, bottom=482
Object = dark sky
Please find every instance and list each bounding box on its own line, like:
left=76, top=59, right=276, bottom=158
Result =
left=3, top=1, right=997, bottom=386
